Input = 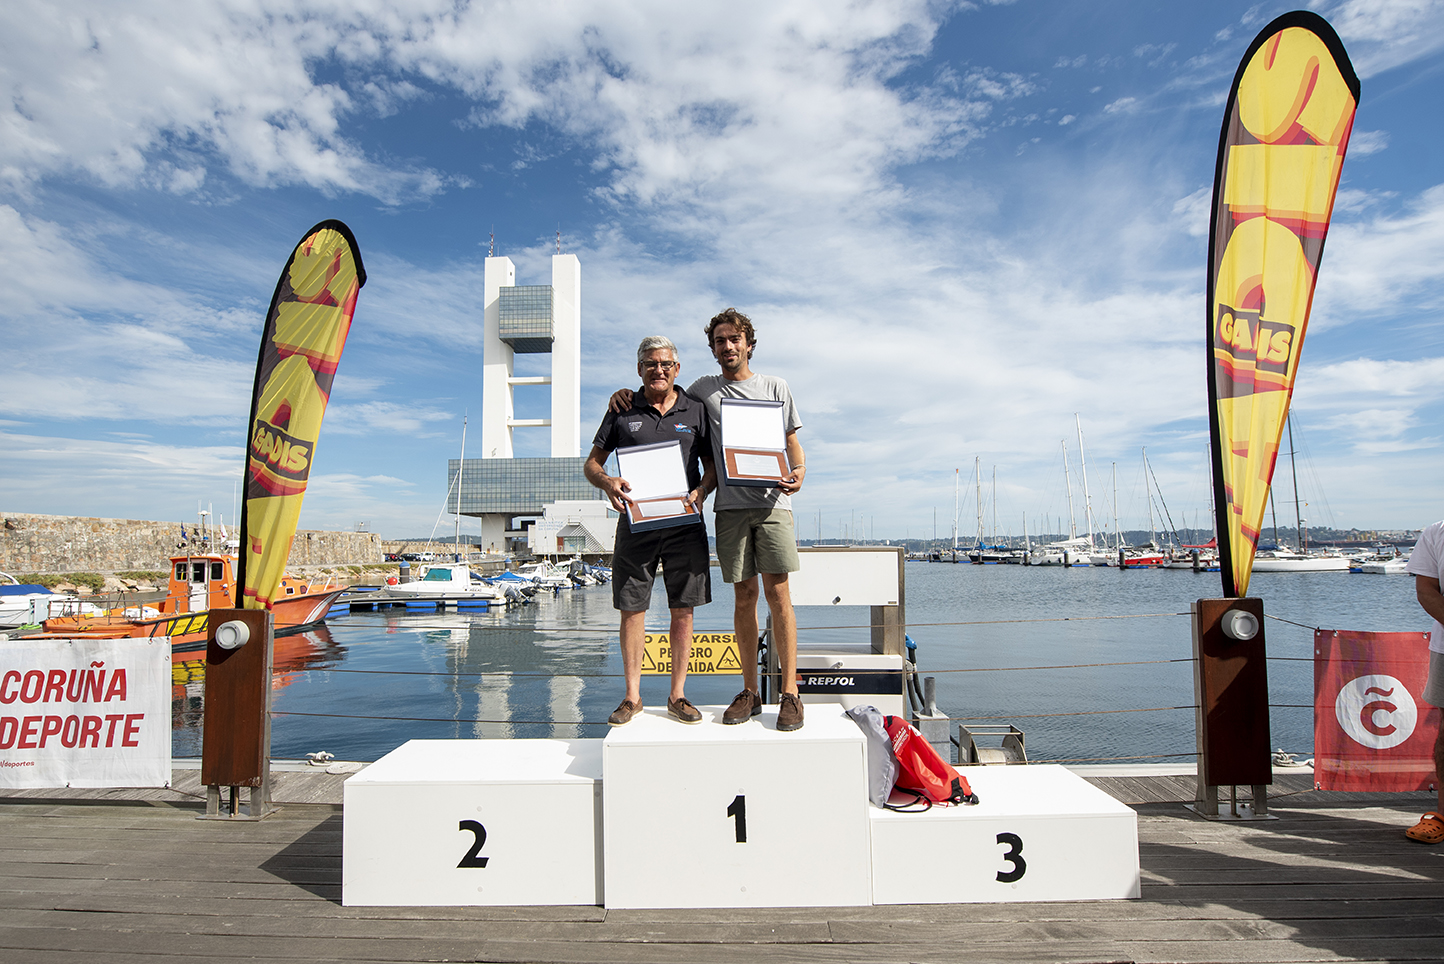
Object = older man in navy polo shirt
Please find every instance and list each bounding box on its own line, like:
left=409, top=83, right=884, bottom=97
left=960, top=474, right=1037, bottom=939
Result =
left=585, top=336, right=717, bottom=726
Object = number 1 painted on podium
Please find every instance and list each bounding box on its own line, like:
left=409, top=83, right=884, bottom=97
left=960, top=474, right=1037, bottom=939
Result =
left=727, top=794, right=747, bottom=843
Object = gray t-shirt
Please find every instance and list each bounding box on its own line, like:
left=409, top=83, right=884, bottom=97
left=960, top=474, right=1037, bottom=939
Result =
left=687, top=372, right=802, bottom=512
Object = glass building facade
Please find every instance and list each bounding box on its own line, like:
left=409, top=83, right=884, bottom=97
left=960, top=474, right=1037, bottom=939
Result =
left=449, top=457, right=596, bottom=515
left=498, top=285, right=554, bottom=353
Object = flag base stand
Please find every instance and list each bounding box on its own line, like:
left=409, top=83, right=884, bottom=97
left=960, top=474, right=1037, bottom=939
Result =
left=199, top=780, right=279, bottom=821
left=198, top=608, right=279, bottom=822
left=1191, top=598, right=1275, bottom=822
left=1185, top=782, right=1276, bottom=821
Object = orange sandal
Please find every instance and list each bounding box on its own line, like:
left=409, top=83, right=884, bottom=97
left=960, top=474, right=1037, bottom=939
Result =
left=1406, top=812, right=1444, bottom=844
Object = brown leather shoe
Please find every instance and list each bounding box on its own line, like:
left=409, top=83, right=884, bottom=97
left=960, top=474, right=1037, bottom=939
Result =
left=722, top=689, right=762, bottom=725
left=608, top=699, right=642, bottom=725
left=667, top=696, right=702, bottom=724
left=777, top=692, right=804, bottom=731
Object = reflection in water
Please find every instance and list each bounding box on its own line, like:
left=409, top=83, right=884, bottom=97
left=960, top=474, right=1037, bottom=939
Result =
left=170, top=623, right=346, bottom=757
left=170, top=570, right=1423, bottom=765
left=549, top=675, right=584, bottom=740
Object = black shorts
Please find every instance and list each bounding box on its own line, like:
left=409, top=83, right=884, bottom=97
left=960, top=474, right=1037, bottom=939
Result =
left=611, top=519, right=712, bottom=612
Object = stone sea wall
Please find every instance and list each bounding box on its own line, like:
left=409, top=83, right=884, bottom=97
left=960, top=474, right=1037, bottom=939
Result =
left=0, top=512, right=382, bottom=574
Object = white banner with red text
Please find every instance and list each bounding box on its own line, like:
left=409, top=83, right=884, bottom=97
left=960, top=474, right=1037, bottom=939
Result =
left=0, top=637, right=171, bottom=789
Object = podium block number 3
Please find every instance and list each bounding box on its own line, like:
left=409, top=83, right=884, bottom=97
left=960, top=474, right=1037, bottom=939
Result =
left=995, top=832, right=1025, bottom=883
left=458, top=820, right=489, bottom=868
left=727, top=794, right=747, bottom=843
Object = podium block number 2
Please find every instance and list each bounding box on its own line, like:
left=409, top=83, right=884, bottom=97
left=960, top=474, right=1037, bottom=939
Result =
left=727, top=794, right=747, bottom=843
left=458, top=820, right=489, bottom=868
left=995, top=832, right=1025, bottom=883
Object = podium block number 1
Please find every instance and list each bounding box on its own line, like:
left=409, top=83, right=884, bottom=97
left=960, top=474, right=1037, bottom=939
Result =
left=458, top=820, right=489, bottom=868
left=727, top=794, right=747, bottom=843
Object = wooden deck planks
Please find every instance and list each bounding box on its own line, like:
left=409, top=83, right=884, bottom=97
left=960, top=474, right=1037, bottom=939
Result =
left=4, top=775, right=1444, bottom=964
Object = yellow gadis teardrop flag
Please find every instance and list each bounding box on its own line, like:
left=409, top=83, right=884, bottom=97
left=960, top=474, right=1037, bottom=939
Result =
left=1207, top=12, right=1358, bottom=597
left=238, top=221, right=366, bottom=609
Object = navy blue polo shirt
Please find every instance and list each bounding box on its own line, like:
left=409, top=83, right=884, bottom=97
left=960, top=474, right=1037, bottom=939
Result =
left=592, top=387, right=712, bottom=491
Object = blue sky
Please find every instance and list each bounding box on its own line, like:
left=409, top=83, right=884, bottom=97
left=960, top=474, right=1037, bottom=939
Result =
left=2, top=0, right=1442, bottom=542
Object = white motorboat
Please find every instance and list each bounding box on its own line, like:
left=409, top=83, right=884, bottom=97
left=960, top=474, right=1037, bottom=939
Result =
left=383, top=564, right=504, bottom=604
left=0, top=573, right=104, bottom=629
left=1251, top=549, right=1352, bottom=573
left=516, top=561, right=573, bottom=588
left=1359, top=556, right=1410, bottom=575
left=1027, top=537, right=1094, bottom=566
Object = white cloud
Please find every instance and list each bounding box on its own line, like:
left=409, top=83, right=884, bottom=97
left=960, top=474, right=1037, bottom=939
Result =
left=1350, top=130, right=1390, bottom=155
left=1305, top=357, right=1444, bottom=399
left=1172, top=186, right=1212, bottom=238
left=1319, top=0, right=1444, bottom=77
left=0, top=430, right=242, bottom=519
left=2, top=1, right=1441, bottom=534
left=323, top=401, right=458, bottom=436
left=1311, top=183, right=1444, bottom=327
left=0, top=0, right=452, bottom=201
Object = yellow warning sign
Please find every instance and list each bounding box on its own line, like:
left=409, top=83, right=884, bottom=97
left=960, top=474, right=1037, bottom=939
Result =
left=642, top=633, right=741, bottom=675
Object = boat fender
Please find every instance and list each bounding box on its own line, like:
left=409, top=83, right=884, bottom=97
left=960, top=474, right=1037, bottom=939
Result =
left=386, top=576, right=399, bottom=586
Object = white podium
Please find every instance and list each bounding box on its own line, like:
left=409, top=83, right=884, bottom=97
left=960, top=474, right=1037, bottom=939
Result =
left=343, top=739, right=603, bottom=906
left=602, top=703, right=872, bottom=909
left=869, top=764, right=1140, bottom=904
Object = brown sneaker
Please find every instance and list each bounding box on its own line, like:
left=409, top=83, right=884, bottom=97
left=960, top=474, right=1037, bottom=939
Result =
left=722, top=689, right=762, bottom=725
left=608, top=699, right=642, bottom=726
left=667, top=696, right=702, bottom=724
left=777, top=692, right=804, bottom=731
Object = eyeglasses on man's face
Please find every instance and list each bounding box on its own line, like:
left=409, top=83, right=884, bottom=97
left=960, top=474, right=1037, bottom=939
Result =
left=642, top=360, right=677, bottom=372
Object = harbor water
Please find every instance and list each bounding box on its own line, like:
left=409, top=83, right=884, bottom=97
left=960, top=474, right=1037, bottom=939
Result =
left=171, top=561, right=1424, bottom=765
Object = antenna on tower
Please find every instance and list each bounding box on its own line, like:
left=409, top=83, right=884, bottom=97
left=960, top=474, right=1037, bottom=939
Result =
left=556, top=227, right=561, bottom=254
left=488, top=229, right=494, bottom=258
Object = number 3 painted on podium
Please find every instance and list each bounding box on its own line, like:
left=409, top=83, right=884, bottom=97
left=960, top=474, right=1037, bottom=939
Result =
left=996, top=832, right=1025, bottom=882
left=458, top=820, right=489, bottom=868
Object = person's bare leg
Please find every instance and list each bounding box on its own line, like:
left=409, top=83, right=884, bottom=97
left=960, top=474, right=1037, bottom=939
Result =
left=619, top=610, right=645, bottom=704
left=669, top=607, right=693, bottom=701
left=1434, top=723, right=1444, bottom=815
left=733, top=576, right=761, bottom=693
left=762, top=572, right=797, bottom=695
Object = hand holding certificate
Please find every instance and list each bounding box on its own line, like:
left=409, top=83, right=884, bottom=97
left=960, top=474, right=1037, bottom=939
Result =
left=720, top=397, right=791, bottom=487
left=615, top=441, right=702, bottom=531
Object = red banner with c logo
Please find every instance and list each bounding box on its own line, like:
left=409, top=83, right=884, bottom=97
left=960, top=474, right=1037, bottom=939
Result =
left=1314, top=630, right=1438, bottom=792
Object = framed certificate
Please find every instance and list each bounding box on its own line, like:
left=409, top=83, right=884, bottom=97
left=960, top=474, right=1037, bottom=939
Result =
left=720, top=397, right=790, bottom=488
left=615, top=441, right=700, bottom=531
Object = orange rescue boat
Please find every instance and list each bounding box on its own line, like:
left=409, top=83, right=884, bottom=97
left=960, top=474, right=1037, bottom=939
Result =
left=42, top=553, right=346, bottom=662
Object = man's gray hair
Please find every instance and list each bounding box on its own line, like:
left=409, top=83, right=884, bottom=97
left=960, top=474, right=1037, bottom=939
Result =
left=637, top=335, right=678, bottom=365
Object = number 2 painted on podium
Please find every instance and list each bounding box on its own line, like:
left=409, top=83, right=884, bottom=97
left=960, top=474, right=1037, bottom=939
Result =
left=727, top=794, right=747, bottom=843
left=458, top=820, right=489, bottom=867
left=995, top=832, right=1025, bottom=882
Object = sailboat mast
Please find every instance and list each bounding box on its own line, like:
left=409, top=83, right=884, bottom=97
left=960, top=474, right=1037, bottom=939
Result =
left=455, top=414, right=467, bottom=558
left=1143, top=447, right=1155, bottom=544
left=951, top=468, right=959, bottom=552
left=1062, top=440, right=1076, bottom=539
left=991, top=465, right=997, bottom=546
left=1287, top=414, right=1303, bottom=550
left=1111, top=462, right=1119, bottom=551
left=975, top=456, right=983, bottom=549
left=1075, top=414, right=1095, bottom=547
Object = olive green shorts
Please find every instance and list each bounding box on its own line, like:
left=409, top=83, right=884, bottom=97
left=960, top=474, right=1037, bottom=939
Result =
left=715, top=508, right=800, bottom=583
